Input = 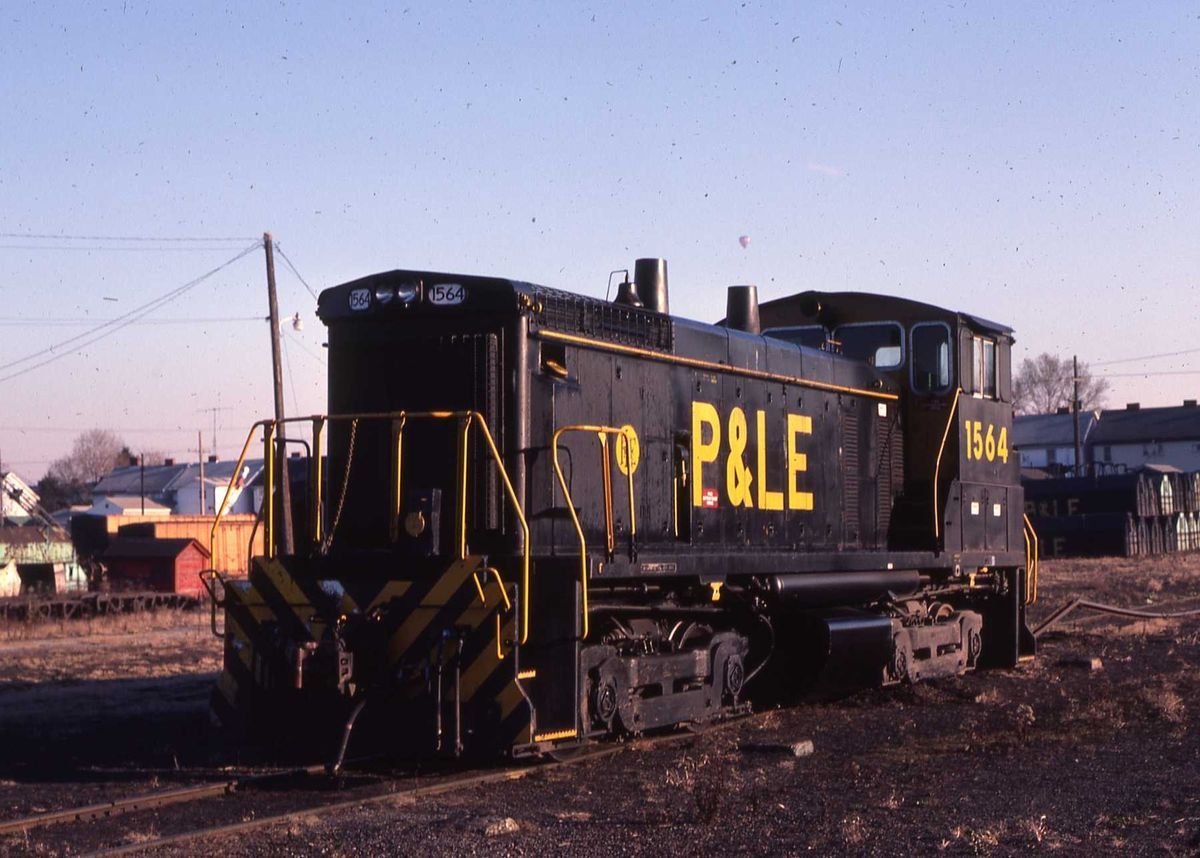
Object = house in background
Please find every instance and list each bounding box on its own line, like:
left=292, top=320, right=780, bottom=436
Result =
left=91, top=457, right=265, bottom=516
left=86, top=495, right=172, bottom=517
left=1016, top=400, right=1200, bottom=475
left=1087, top=402, right=1200, bottom=472
left=1013, top=409, right=1099, bottom=472
left=0, top=526, right=86, bottom=594
left=2, top=471, right=85, bottom=595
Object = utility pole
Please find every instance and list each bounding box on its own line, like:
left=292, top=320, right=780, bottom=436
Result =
left=265, top=232, right=295, bottom=553
left=1072, top=354, right=1083, bottom=478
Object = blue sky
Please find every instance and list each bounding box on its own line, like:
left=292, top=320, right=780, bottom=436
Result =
left=1, top=1, right=1197, bottom=478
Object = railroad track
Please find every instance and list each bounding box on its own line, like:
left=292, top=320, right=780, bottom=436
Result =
left=0, top=591, right=202, bottom=622
left=1, top=719, right=751, bottom=857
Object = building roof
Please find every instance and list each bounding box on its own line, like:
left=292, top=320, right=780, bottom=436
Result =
left=93, top=464, right=189, bottom=496
left=93, top=459, right=264, bottom=497
left=1089, top=404, right=1200, bottom=445
left=1013, top=411, right=1099, bottom=448
left=102, top=537, right=210, bottom=560
left=90, top=495, right=172, bottom=514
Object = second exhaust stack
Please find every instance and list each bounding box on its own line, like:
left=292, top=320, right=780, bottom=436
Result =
left=725, top=285, right=761, bottom=334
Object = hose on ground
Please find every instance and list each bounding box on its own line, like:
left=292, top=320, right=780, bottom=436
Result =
left=1032, top=598, right=1200, bottom=638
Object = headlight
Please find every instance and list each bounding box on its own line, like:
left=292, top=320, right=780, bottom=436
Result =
left=374, top=284, right=396, bottom=305
left=395, top=281, right=420, bottom=304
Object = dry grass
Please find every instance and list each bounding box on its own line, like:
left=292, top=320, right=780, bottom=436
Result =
left=0, top=605, right=206, bottom=643
left=665, top=750, right=743, bottom=824
left=1137, top=685, right=1187, bottom=724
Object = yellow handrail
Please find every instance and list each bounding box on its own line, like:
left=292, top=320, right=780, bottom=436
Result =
left=932, top=388, right=963, bottom=541
left=210, top=409, right=533, bottom=643
left=473, top=565, right=513, bottom=612
left=550, top=424, right=638, bottom=641
left=1022, top=513, right=1039, bottom=604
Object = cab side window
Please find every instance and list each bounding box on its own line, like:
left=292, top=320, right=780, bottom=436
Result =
left=973, top=336, right=997, bottom=399
left=911, top=323, right=951, bottom=394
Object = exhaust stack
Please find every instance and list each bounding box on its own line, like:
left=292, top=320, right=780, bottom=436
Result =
left=725, top=285, right=761, bottom=335
left=633, top=258, right=669, bottom=314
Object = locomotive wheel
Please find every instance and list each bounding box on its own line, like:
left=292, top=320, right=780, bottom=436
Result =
left=724, top=654, right=745, bottom=701
left=891, top=636, right=911, bottom=684
left=593, top=676, right=619, bottom=727
left=967, top=626, right=983, bottom=663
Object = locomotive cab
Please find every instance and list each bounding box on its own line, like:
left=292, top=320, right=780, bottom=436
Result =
left=758, top=292, right=1022, bottom=559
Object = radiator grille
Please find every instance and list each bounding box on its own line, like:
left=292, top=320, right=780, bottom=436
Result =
left=875, top=413, right=904, bottom=541
left=842, top=411, right=860, bottom=543
left=533, top=287, right=673, bottom=351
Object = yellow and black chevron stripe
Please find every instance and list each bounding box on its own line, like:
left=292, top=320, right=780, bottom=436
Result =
left=211, top=554, right=532, bottom=754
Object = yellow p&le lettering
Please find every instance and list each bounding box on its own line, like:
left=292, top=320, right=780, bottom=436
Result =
left=726, top=407, right=754, bottom=508
left=691, top=401, right=721, bottom=507
left=756, top=410, right=784, bottom=511
left=787, top=414, right=814, bottom=511
left=692, top=401, right=814, bottom=512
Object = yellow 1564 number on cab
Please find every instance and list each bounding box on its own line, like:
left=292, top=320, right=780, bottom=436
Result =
left=963, top=419, right=1009, bottom=464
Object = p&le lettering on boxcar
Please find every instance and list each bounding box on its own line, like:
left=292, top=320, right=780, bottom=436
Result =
left=207, top=259, right=1037, bottom=764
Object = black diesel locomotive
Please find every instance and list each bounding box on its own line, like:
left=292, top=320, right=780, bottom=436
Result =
left=211, top=258, right=1037, bottom=760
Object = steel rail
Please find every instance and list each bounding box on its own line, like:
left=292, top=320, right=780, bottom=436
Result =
left=0, top=764, right=328, bottom=837
left=70, top=717, right=754, bottom=857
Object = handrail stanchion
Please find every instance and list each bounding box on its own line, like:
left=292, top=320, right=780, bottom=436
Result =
left=311, top=416, right=325, bottom=548
left=621, top=427, right=637, bottom=557
left=551, top=424, right=640, bottom=641
left=458, top=415, right=473, bottom=559
left=263, top=422, right=276, bottom=558
left=389, top=414, right=407, bottom=542
left=932, top=388, right=963, bottom=542
left=599, top=434, right=614, bottom=554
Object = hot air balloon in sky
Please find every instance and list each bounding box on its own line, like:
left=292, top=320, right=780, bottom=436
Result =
left=738, top=235, right=751, bottom=249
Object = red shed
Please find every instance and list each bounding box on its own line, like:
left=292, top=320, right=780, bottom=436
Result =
left=101, top=538, right=211, bottom=595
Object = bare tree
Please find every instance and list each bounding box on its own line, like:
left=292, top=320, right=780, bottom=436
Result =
left=1012, top=354, right=1110, bottom=415
left=46, top=429, right=129, bottom=485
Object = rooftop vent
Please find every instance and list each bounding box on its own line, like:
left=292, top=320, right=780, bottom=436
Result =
left=164, top=457, right=175, bottom=466
left=207, top=454, right=219, bottom=463
left=1185, top=400, right=1197, bottom=408
left=1126, top=403, right=1140, bottom=411
left=1055, top=406, right=1070, bottom=415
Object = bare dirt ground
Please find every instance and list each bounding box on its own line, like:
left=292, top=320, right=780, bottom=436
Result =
left=1, top=557, right=1198, bottom=856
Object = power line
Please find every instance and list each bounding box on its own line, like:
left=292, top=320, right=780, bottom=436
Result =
left=0, top=244, right=260, bottom=252
left=0, top=426, right=243, bottom=434
left=284, top=328, right=328, bottom=366
left=1096, top=370, right=1200, bottom=379
left=0, top=242, right=260, bottom=384
left=273, top=242, right=321, bottom=300
left=0, top=316, right=264, bottom=327
left=0, top=232, right=259, bottom=242
left=1091, top=346, right=1200, bottom=368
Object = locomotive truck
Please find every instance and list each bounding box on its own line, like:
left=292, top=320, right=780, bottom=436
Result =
left=208, top=258, right=1037, bottom=763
